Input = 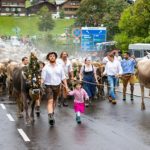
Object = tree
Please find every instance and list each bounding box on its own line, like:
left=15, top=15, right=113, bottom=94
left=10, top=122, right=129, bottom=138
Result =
left=37, top=6, right=55, bottom=32
left=76, top=0, right=106, bottom=27
left=15, top=8, right=19, bottom=15
left=114, top=0, right=150, bottom=51
left=103, top=0, right=128, bottom=39
left=75, top=0, right=128, bottom=39
left=114, top=32, right=133, bottom=52
left=30, top=0, right=38, bottom=5
left=59, top=9, right=65, bottom=19
left=25, top=0, right=32, bottom=8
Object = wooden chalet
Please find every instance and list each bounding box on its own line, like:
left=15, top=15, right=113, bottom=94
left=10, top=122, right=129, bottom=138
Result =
left=0, top=0, right=82, bottom=17
left=26, top=0, right=57, bottom=15
left=59, top=0, right=81, bottom=17
left=0, top=0, right=26, bottom=16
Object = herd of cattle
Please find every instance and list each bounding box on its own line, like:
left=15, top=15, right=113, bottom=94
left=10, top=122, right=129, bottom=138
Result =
left=0, top=54, right=150, bottom=125
left=0, top=57, right=41, bottom=125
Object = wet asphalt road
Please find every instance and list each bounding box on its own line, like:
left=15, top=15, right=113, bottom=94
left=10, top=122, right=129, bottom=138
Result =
left=1, top=92, right=150, bottom=150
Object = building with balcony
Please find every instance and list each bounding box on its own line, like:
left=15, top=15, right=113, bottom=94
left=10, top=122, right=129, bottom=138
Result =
left=0, top=0, right=26, bottom=16
left=59, top=0, right=81, bottom=18
left=0, top=0, right=81, bottom=17
left=26, top=0, right=56, bottom=17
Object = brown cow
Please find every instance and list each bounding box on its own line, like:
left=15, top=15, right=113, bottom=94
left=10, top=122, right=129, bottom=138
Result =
left=6, top=61, right=19, bottom=96
left=72, top=61, right=82, bottom=80
left=136, top=59, right=150, bottom=110
left=95, top=63, right=106, bottom=97
left=0, top=62, right=7, bottom=93
left=12, top=53, right=41, bottom=125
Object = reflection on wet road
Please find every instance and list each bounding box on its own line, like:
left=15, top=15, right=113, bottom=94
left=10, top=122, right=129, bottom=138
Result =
left=0, top=93, right=150, bottom=150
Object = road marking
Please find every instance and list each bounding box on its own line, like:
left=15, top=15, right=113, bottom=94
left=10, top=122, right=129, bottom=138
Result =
left=7, top=114, right=15, bottom=122
left=0, top=104, right=6, bottom=110
left=17, top=129, right=30, bottom=142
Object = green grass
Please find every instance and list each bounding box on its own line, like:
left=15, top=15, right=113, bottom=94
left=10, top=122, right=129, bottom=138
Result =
left=0, top=16, right=74, bottom=36
left=51, top=19, right=74, bottom=36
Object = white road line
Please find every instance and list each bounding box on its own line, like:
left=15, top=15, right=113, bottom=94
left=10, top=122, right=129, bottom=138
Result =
left=7, top=114, right=15, bottom=122
left=0, top=104, right=6, bottom=110
left=17, top=129, right=30, bottom=142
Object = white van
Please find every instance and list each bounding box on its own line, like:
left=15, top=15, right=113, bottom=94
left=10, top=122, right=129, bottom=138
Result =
left=129, top=43, right=150, bottom=58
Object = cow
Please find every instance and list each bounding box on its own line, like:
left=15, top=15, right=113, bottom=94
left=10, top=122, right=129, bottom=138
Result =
left=0, top=62, right=7, bottom=93
left=94, top=63, right=106, bottom=97
left=6, top=61, right=19, bottom=97
left=72, top=61, right=82, bottom=81
left=136, top=59, right=150, bottom=110
left=12, top=66, right=24, bottom=118
left=12, top=53, right=41, bottom=125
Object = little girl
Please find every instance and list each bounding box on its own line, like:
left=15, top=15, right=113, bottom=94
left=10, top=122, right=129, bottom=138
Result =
left=68, top=81, right=89, bottom=124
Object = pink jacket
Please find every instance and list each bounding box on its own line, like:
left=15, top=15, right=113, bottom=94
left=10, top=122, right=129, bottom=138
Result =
left=69, top=88, right=89, bottom=103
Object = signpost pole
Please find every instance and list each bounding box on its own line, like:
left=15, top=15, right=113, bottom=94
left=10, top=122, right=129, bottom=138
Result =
left=72, top=28, right=81, bottom=55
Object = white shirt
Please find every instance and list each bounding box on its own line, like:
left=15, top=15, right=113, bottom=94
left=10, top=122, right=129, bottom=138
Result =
left=103, top=60, right=123, bottom=76
left=57, top=58, right=73, bottom=79
left=115, top=56, right=122, bottom=62
left=102, top=56, right=109, bottom=64
left=41, top=63, right=66, bottom=85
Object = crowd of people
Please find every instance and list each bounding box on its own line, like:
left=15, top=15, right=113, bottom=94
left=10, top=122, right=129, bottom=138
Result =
left=19, top=50, right=136, bottom=126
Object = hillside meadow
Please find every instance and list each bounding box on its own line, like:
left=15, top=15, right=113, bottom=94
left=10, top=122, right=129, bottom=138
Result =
left=0, top=16, right=74, bottom=36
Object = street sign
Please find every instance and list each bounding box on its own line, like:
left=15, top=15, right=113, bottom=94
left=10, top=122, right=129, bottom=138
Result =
left=72, top=28, right=81, bottom=38
left=73, top=37, right=80, bottom=44
left=81, top=27, right=107, bottom=51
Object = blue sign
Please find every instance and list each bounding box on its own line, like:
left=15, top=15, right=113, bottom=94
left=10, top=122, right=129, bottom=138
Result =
left=72, top=28, right=81, bottom=38
left=81, top=27, right=107, bottom=51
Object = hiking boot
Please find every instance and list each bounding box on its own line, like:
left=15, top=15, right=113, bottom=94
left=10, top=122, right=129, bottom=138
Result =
left=76, top=116, right=81, bottom=124
left=48, top=113, right=55, bottom=126
left=108, top=96, right=112, bottom=102
left=63, top=101, right=68, bottom=107
left=85, top=103, right=89, bottom=107
left=123, top=98, right=126, bottom=101
left=85, top=100, right=89, bottom=107
left=112, top=100, right=117, bottom=105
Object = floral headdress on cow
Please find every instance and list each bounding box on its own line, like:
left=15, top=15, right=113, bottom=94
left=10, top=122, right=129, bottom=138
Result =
left=27, top=52, right=41, bottom=89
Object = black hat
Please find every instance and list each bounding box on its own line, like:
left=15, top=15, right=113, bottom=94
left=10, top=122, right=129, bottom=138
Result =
left=46, top=52, right=58, bottom=60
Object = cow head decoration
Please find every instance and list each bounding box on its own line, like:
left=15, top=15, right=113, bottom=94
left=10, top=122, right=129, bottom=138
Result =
left=23, top=53, right=41, bottom=90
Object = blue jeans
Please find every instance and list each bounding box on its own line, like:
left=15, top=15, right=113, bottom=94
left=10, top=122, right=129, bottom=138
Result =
left=107, top=76, right=117, bottom=100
